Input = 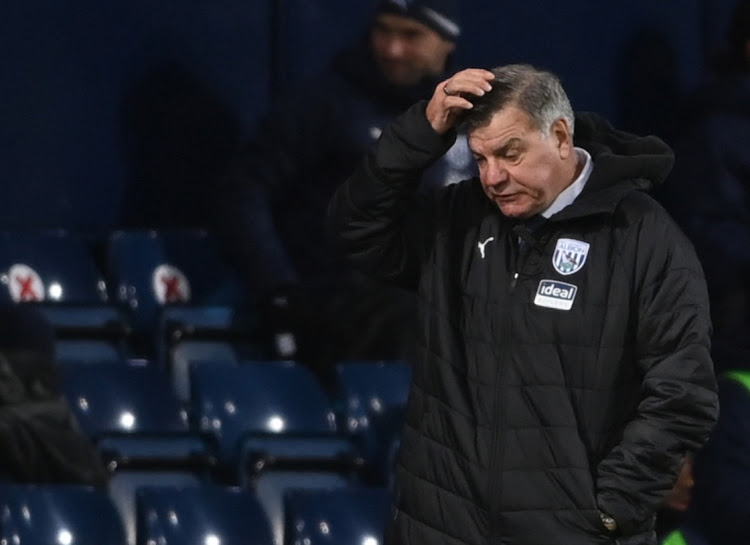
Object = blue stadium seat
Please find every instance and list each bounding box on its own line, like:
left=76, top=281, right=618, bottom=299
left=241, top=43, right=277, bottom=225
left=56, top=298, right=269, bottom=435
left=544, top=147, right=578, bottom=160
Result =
left=335, top=361, right=411, bottom=433
left=189, top=361, right=354, bottom=465
left=60, top=362, right=216, bottom=545
left=171, top=341, right=268, bottom=403
left=283, top=487, right=390, bottom=545
left=136, top=486, right=273, bottom=545
left=0, top=484, right=127, bottom=545
left=0, top=230, right=129, bottom=359
left=106, top=229, right=264, bottom=365
left=61, top=362, right=189, bottom=438
left=335, top=361, right=411, bottom=485
left=55, top=340, right=126, bottom=365
left=190, top=361, right=362, bottom=544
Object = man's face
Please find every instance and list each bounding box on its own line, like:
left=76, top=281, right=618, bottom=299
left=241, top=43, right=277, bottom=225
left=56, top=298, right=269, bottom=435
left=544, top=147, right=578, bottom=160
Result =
left=370, top=13, right=455, bottom=86
left=468, top=106, right=574, bottom=219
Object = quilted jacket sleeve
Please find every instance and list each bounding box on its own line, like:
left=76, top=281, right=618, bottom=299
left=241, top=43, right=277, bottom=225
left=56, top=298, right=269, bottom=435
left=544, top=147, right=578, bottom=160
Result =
left=595, top=199, right=719, bottom=535
left=328, top=101, right=457, bottom=289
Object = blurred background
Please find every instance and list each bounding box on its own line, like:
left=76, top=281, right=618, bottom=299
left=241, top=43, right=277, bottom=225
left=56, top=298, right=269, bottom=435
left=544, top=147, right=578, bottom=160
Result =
left=0, top=0, right=737, bottom=233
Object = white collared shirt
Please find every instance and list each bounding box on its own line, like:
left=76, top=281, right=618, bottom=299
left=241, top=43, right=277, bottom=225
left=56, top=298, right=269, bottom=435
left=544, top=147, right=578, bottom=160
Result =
left=540, top=147, right=593, bottom=219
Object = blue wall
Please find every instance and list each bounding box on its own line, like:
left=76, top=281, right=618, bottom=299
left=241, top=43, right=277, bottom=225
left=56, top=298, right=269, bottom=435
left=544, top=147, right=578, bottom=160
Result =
left=0, top=0, right=739, bottom=232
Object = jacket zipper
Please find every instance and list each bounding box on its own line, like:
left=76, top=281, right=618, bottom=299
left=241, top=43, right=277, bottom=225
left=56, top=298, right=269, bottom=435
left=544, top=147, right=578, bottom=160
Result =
left=487, top=235, right=529, bottom=544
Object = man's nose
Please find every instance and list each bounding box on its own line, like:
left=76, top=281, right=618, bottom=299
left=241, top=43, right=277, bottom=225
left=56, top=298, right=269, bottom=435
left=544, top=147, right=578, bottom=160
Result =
left=484, top=161, right=509, bottom=187
left=384, top=36, right=406, bottom=58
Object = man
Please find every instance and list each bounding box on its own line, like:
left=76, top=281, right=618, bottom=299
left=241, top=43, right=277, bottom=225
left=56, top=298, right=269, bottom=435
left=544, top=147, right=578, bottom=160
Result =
left=660, top=0, right=750, bottom=376
left=0, top=305, right=108, bottom=485
left=329, top=64, right=719, bottom=544
left=660, top=369, right=750, bottom=545
left=217, top=0, right=473, bottom=373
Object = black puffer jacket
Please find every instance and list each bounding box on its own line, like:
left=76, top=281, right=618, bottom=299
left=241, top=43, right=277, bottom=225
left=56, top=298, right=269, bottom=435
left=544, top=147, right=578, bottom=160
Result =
left=329, top=103, right=719, bottom=545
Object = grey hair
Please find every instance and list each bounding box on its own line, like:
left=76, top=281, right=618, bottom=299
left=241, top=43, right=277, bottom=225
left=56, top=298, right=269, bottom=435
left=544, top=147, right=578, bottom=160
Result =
left=460, top=64, right=575, bottom=137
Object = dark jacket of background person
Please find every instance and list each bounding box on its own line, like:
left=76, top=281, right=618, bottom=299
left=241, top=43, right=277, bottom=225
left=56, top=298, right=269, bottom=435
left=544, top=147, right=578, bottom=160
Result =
left=663, top=74, right=750, bottom=373
left=660, top=0, right=750, bottom=374
left=215, top=25, right=474, bottom=369
left=676, top=370, right=750, bottom=544
left=0, top=306, right=108, bottom=486
left=328, top=102, right=719, bottom=545
left=217, top=38, right=474, bottom=295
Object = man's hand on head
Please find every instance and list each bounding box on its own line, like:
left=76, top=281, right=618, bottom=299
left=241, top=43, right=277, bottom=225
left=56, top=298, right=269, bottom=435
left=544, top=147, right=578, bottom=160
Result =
left=425, top=68, right=495, bottom=134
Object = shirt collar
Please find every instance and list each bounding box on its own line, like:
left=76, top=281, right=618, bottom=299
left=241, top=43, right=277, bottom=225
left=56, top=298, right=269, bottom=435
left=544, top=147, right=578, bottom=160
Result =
left=540, top=147, right=593, bottom=219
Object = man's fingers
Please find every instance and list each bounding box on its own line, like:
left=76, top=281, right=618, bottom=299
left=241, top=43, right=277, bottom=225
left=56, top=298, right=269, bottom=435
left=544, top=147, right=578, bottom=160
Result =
left=428, top=68, right=494, bottom=133
left=442, top=71, right=494, bottom=98
left=443, top=95, right=475, bottom=110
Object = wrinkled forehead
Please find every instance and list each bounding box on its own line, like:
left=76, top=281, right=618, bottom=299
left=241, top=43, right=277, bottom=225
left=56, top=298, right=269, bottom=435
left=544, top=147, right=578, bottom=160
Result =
left=467, top=106, right=538, bottom=152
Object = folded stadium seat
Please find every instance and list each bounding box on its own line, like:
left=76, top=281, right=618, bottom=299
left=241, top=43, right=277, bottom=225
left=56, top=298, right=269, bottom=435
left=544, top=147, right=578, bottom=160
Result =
left=55, top=340, right=127, bottom=365
left=283, top=487, right=390, bottom=545
left=0, top=230, right=131, bottom=362
left=136, top=486, right=273, bottom=545
left=105, top=229, right=267, bottom=378
left=189, top=360, right=363, bottom=545
left=334, top=361, right=411, bottom=486
left=171, top=339, right=270, bottom=403
left=0, top=484, right=127, bottom=545
left=60, top=362, right=217, bottom=545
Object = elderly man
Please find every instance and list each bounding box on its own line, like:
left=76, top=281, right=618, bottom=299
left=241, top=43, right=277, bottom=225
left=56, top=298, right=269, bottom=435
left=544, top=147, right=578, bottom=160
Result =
left=329, top=64, right=719, bottom=545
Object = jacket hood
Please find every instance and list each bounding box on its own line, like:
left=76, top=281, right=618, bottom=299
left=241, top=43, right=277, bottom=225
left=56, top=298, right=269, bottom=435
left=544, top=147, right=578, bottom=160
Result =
left=559, top=112, right=674, bottom=218
left=332, top=36, right=451, bottom=109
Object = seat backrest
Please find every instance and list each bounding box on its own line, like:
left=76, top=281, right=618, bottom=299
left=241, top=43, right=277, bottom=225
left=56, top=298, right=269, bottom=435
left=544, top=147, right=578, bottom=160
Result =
left=61, top=362, right=187, bottom=437
left=0, top=484, right=127, bottom=545
left=283, top=486, right=390, bottom=545
left=108, top=472, right=203, bottom=545
left=56, top=340, right=127, bottom=365
left=335, top=360, right=411, bottom=433
left=136, top=485, right=273, bottom=545
left=190, top=361, right=336, bottom=458
left=106, top=230, right=256, bottom=362
left=0, top=231, right=107, bottom=304
left=190, top=361, right=337, bottom=461
left=106, top=230, right=250, bottom=340
left=258, top=473, right=352, bottom=545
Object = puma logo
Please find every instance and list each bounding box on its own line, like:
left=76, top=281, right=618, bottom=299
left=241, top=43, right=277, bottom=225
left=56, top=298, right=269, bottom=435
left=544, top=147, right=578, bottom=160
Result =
left=477, top=237, right=494, bottom=259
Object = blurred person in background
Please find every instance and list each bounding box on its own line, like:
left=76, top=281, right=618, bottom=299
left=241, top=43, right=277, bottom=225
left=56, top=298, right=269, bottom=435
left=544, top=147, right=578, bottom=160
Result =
left=0, top=305, right=108, bottom=486
left=659, top=369, right=750, bottom=545
left=216, top=0, right=475, bottom=380
left=661, top=0, right=750, bottom=375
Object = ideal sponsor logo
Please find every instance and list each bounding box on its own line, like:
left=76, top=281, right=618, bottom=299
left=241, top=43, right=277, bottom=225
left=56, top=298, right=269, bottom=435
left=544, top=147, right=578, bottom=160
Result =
left=534, top=279, right=578, bottom=310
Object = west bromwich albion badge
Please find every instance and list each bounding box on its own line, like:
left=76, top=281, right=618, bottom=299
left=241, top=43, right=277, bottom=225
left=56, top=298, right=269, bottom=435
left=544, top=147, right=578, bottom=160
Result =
left=553, top=238, right=590, bottom=276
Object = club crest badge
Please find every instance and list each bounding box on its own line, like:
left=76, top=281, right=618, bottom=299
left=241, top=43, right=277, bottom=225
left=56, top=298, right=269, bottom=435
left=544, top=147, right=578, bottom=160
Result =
left=553, top=238, right=590, bottom=276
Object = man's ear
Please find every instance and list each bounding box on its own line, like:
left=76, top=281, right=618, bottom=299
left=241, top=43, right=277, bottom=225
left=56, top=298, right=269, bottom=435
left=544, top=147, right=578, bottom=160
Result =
left=551, top=118, right=573, bottom=159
